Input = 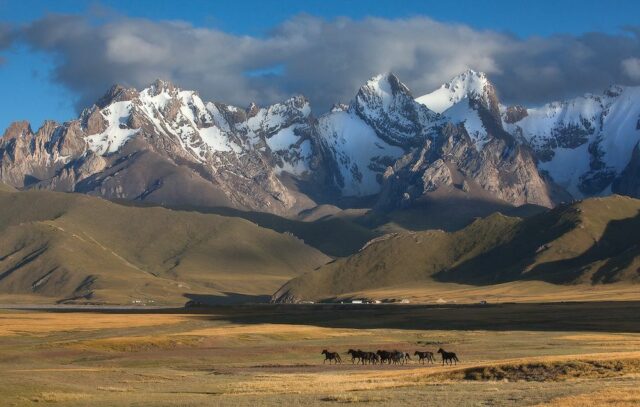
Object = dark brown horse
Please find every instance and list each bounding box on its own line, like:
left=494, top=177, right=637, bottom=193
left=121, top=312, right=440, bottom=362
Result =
left=414, top=351, right=435, bottom=364
left=390, top=351, right=404, bottom=365
left=321, top=349, right=342, bottom=364
left=363, top=352, right=379, bottom=364
left=437, top=348, right=459, bottom=365
left=346, top=349, right=364, bottom=364
left=376, top=350, right=393, bottom=364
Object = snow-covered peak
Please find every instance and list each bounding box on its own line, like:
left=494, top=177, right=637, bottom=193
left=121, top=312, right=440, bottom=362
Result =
left=416, top=69, right=495, bottom=114
left=504, top=83, right=640, bottom=198
left=355, top=73, right=413, bottom=110
left=95, top=84, right=139, bottom=109
left=246, top=95, right=311, bottom=136
left=350, top=73, right=438, bottom=146
left=147, top=78, right=179, bottom=97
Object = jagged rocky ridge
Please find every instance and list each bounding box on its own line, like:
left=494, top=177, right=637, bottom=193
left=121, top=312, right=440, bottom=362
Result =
left=2, top=71, right=639, bottom=215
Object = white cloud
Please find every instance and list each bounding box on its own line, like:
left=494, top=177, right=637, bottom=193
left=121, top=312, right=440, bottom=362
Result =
left=622, top=57, right=640, bottom=80
left=16, top=14, right=640, bottom=112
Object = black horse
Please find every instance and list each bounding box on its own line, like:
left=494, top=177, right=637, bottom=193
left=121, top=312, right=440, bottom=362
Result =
left=437, top=348, right=459, bottom=365
left=363, top=352, right=379, bottom=364
left=376, top=350, right=393, bottom=364
left=403, top=352, right=412, bottom=363
left=387, top=350, right=404, bottom=365
left=321, top=349, right=342, bottom=364
left=414, top=351, right=435, bottom=364
left=346, top=349, right=364, bottom=364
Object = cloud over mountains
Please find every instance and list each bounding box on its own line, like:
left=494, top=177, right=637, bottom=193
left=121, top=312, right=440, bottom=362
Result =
left=5, top=13, right=640, bottom=111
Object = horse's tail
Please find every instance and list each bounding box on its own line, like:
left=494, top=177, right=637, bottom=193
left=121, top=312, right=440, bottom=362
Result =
left=336, top=354, right=342, bottom=363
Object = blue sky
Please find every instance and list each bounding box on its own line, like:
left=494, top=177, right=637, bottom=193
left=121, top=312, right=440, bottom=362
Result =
left=2, top=0, right=640, bottom=132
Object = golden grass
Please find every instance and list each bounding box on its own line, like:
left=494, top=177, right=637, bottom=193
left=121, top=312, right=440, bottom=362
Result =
left=534, top=386, right=640, bottom=406
left=0, top=311, right=188, bottom=336
left=320, top=394, right=390, bottom=403
left=3, top=307, right=640, bottom=406
left=179, top=323, right=372, bottom=340
left=64, top=335, right=205, bottom=352
left=214, top=353, right=640, bottom=396
left=27, top=392, right=90, bottom=403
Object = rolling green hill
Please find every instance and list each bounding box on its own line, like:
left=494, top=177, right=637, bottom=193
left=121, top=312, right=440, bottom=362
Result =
left=273, top=195, right=640, bottom=303
left=0, top=188, right=329, bottom=305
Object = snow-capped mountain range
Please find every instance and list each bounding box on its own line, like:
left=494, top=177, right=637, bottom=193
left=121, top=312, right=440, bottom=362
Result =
left=1, top=70, right=639, bottom=215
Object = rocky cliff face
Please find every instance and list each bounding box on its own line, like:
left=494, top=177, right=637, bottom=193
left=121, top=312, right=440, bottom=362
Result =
left=0, top=80, right=334, bottom=215
left=6, top=70, right=639, bottom=216
left=612, top=142, right=640, bottom=197
left=352, top=73, right=440, bottom=146
left=501, top=85, right=640, bottom=198
left=377, top=119, right=557, bottom=211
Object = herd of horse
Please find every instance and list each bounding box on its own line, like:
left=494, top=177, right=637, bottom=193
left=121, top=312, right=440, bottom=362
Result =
left=321, top=348, right=459, bottom=366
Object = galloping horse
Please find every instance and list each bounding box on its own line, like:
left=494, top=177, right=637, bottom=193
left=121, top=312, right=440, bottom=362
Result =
left=321, top=349, right=342, bottom=364
left=346, top=349, right=364, bottom=364
left=390, top=351, right=405, bottom=365
left=437, top=348, right=459, bottom=365
left=376, top=350, right=393, bottom=364
left=414, top=351, right=435, bottom=364
left=363, top=352, right=379, bottom=364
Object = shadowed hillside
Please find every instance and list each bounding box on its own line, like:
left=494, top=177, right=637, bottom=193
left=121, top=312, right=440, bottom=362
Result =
left=273, top=195, right=640, bottom=303
left=0, top=187, right=329, bottom=305
left=178, top=205, right=377, bottom=258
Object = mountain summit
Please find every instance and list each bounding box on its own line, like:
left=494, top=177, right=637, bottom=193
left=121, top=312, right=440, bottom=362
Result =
left=1, top=71, right=640, bottom=218
left=416, top=69, right=499, bottom=115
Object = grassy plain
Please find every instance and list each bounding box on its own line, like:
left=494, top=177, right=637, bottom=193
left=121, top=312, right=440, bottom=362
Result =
left=1, top=303, right=640, bottom=406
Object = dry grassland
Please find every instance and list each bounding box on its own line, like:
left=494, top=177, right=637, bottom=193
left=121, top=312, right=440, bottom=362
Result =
left=1, top=303, right=639, bottom=406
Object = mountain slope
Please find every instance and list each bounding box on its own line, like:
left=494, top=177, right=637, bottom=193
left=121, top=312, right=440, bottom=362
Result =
left=4, top=70, right=640, bottom=218
left=383, top=70, right=563, bottom=211
left=0, top=81, right=328, bottom=216
left=0, top=188, right=329, bottom=305
left=273, top=195, right=640, bottom=303
left=502, top=85, right=640, bottom=198
left=417, top=70, right=640, bottom=203
left=0, top=73, right=564, bottom=219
